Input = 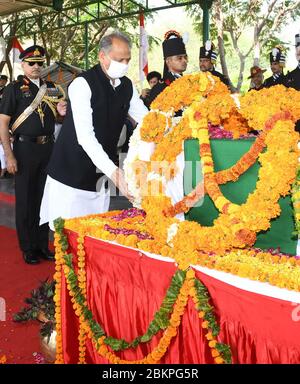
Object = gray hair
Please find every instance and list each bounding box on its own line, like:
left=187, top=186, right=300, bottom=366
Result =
left=99, top=30, right=132, bottom=53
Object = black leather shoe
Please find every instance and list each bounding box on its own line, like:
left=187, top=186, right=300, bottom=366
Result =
left=37, top=248, right=55, bottom=261
left=23, top=251, right=40, bottom=265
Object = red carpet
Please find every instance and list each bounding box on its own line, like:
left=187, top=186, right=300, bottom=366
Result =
left=0, top=192, right=15, bottom=204
left=0, top=226, right=54, bottom=364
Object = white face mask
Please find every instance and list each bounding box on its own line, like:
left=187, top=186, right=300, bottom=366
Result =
left=106, top=57, right=129, bottom=79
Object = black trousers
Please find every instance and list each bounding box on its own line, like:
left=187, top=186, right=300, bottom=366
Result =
left=13, top=140, right=53, bottom=252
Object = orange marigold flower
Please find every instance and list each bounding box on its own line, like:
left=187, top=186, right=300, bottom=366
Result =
left=198, top=311, right=205, bottom=318
left=0, top=355, right=7, bottom=364
left=211, top=349, right=220, bottom=358
left=215, top=356, right=224, bottom=364
left=205, top=332, right=214, bottom=341
left=209, top=340, right=217, bottom=348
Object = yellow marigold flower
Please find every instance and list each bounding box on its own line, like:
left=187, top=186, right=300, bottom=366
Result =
left=99, top=345, right=109, bottom=356
left=186, top=269, right=195, bottom=279
left=197, top=129, right=210, bottom=142
left=201, top=155, right=212, bottom=164
left=211, top=349, right=220, bottom=358
left=215, top=357, right=224, bottom=364
left=209, top=340, right=217, bottom=348
left=205, top=332, right=214, bottom=341
left=215, top=196, right=228, bottom=208
left=203, top=166, right=214, bottom=174
left=227, top=204, right=239, bottom=214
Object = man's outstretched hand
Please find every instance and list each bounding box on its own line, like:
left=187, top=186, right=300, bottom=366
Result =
left=111, top=168, right=134, bottom=202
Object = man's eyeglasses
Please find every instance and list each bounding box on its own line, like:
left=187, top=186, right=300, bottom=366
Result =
left=26, top=61, right=44, bottom=67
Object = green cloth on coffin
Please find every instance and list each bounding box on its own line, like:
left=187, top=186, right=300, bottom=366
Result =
left=183, top=138, right=297, bottom=255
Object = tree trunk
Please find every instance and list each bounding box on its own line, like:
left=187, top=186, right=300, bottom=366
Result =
left=236, top=55, right=246, bottom=92
left=214, top=1, right=235, bottom=92
left=253, top=25, right=260, bottom=66
left=217, top=36, right=236, bottom=92
left=0, top=16, right=19, bottom=79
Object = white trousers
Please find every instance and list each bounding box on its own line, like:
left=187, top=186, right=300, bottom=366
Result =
left=40, top=176, right=110, bottom=230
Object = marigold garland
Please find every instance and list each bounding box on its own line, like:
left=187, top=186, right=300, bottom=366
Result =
left=54, top=219, right=232, bottom=364
left=125, top=78, right=300, bottom=227
left=52, top=75, right=300, bottom=364
left=292, top=165, right=300, bottom=238
left=77, top=231, right=87, bottom=364
left=62, top=251, right=231, bottom=364
left=64, top=208, right=300, bottom=292
left=124, top=74, right=300, bottom=259
left=196, top=248, right=300, bottom=291
left=53, top=219, right=66, bottom=364
left=138, top=115, right=298, bottom=263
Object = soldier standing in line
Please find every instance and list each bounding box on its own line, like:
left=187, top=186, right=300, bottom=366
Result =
left=199, top=40, right=231, bottom=89
left=263, top=46, right=286, bottom=88
left=143, top=31, right=188, bottom=110
left=247, top=66, right=266, bottom=92
left=0, top=45, right=66, bottom=264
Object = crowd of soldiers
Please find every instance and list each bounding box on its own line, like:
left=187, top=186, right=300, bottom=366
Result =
left=139, top=31, right=300, bottom=109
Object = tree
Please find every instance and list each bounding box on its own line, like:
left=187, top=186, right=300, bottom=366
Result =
left=0, top=0, right=158, bottom=73
left=188, top=0, right=300, bottom=92
left=0, top=14, right=20, bottom=80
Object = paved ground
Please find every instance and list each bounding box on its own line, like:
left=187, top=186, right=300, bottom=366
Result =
left=0, top=176, right=131, bottom=230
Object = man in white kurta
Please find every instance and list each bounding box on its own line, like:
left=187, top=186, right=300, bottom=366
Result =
left=40, top=31, right=148, bottom=230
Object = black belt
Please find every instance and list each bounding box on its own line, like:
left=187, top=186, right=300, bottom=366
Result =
left=15, top=134, right=54, bottom=145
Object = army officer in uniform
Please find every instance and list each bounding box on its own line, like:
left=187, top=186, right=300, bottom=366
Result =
left=143, top=30, right=188, bottom=110
left=199, top=41, right=231, bottom=89
left=0, top=45, right=66, bottom=264
left=263, top=46, right=286, bottom=88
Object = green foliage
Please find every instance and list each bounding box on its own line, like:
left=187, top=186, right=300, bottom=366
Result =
left=13, top=279, right=55, bottom=323
left=193, top=278, right=232, bottom=364
left=51, top=217, right=231, bottom=361
left=64, top=245, right=187, bottom=351
left=187, top=0, right=300, bottom=91
left=1, top=0, right=157, bottom=69
left=40, top=320, right=56, bottom=343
